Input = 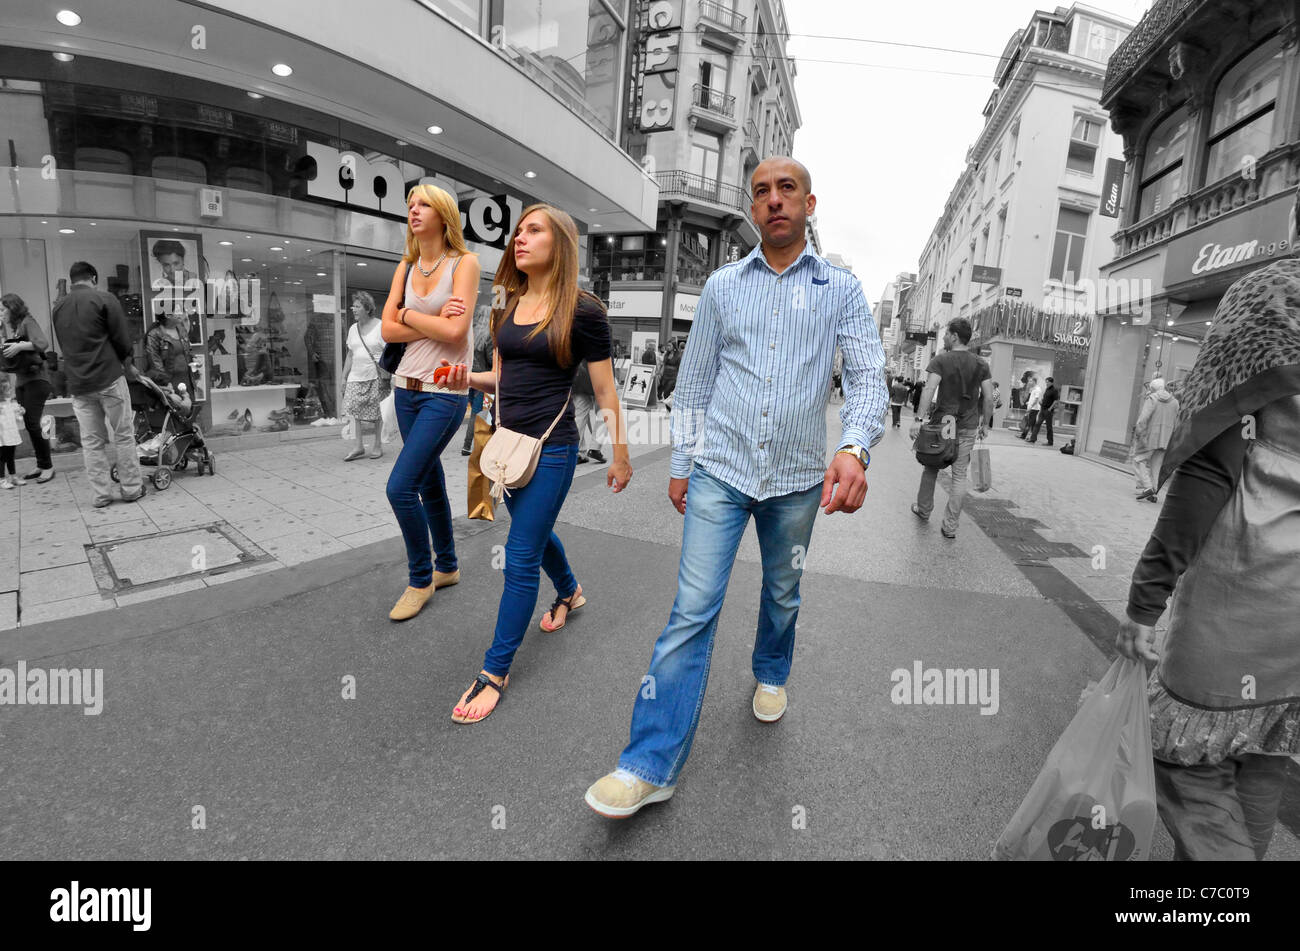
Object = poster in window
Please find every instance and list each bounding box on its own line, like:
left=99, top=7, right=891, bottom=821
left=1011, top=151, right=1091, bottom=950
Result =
left=140, top=230, right=209, bottom=401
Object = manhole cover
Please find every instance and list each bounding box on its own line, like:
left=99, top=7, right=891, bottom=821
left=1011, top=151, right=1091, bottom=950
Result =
left=86, top=523, right=269, bottom=594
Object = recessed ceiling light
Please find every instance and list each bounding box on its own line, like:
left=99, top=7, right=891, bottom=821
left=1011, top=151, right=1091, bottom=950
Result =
left=1205, top=320, right=1212, bottom=325
left=356, top=262, right=367, bottom=267
left=395, top=140, right=407, bottom=147
left=316, top=272, right=327, bottom=277
left=592, top=223, right=602, bottom=229
left=426, top=125, right=443, bottom=135
left=1166, top=319, right=1174, bottom=325
left=40, top=220, right=48, bottom=224
left=52, top=52, right=75, bottom=63
left=59, top=228, right=75, bottom=234
left=89, top=222, right=96, bottom=226
left=272, top=63, right=293, bottom=77
left=524, top=170, right=537, bottom=179
left=219, top=240, right=233, bottom=246
left=56, top=10, right=82, bottom=26
left=241, top=258, right=252, bottom=262
left=588, top=208, right=598, bottom=213
left=172, top=227, right=179, bottom=232
left=247, top=91, right=264, bottom=100
left=270, top=246, right=283, bottom=251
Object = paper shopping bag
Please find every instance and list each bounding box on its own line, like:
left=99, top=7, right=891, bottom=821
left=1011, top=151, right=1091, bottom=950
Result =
left=993, top=657, right=1157, bottom=861
left=971, top=442, right=992, bottom=493
left=467, top=406, right=495, bottom=521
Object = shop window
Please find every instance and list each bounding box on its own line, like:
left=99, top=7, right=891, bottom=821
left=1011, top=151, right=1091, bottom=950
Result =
left=225, top=166, right=272, bottom=193
left=1049, top=207, right=1090, bottom=284
left=1137, top=106, right=1188, bottom=220
left=1205, top=36, right=1285, bottom=184
left=1066, top=115, right=1101, bottom=174
left=151, top=155, right=207, bottom=184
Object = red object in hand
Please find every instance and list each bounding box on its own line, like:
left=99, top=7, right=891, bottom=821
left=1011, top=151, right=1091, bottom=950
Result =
left=433, top=364, right=457, bottom=384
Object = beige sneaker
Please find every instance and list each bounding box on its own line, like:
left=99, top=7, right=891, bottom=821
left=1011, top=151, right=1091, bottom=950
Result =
left=433, top=569, right=461, bottom=589
left=753, top=683, right=787, bottom=722
left=584, top=769, right=675, bottom=819
left=389, top=585, right=433, bottom=621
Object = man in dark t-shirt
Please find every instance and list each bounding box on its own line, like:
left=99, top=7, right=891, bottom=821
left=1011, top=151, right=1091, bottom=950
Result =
left=909, top=317, right=993, bottom=538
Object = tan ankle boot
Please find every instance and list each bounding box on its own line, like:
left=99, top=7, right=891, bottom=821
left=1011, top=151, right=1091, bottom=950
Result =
left=389, top=585, right=433, bottom=621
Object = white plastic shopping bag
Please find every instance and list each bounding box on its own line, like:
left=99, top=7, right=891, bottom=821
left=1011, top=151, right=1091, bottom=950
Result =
left=993, top=657, right=1157, bottom=861
left=380, top=392, right=399, bottom=444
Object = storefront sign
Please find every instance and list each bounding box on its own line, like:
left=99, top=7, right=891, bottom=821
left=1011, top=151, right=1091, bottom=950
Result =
left=301, top=141, right=406, bottom=219
left=1005, top=287, right=1023, bottom=297
left=877, top=299, right=894, bottom=328
left=1099, top=158, right=1125, bottom=218
left=638, top=0, right=682, bottom=133
left=971, top=265, right=1002, bottom=285
left=1164, top=191, right=1293, bottom=288
left=970, top=301, right=1092, bottom=351
left=608, top=289, right=663, bottom=318
left=674, top=292, right=699, bottom=322
left=459, top=194, right=523, bottom=251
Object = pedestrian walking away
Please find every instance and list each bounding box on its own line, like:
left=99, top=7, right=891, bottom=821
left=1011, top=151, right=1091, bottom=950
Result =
left=909, top=318, right=993, bottom=539
left=1028, top=376, right=1058, bottom=445
left=1116, top=196, right=1300, bottom=860
left=585, top=157, right=888, bottom=818
left=459, top=304, right=494, bottom=456
left=1131, top=377, right=1179, bottom=502
left=380, top=183, right=481, bottom=622
left=571, top=355, right=609, bottom=465
left=341, top=291, right=389, bottom=461
left=889, top=374, right=910, bottom=429
left=443, top=203, right=632, bottom=724
left=910, top=377, right=923, bottom=415
left=51, top=261, right=144, bottom=506
left=0, top=292, right=55, bottom=482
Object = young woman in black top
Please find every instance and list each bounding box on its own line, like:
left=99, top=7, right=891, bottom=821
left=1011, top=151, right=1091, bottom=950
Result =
left=443, top=204, right=632, bottom=723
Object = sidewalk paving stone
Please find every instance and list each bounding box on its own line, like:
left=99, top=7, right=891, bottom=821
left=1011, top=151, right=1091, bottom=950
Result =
left=19, top=593, right=113, bottom=626
left=20, top=562, right=99, bottom=606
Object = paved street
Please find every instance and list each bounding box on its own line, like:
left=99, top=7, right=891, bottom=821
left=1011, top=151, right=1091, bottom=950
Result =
left=2, top=408, right=1297, bottom=860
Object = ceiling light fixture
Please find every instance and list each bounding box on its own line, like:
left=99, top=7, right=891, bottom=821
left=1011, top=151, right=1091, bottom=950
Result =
left=524, top=170, right=537, bottom=179
left=56, top=10, right=82, bottom=26
left=241, top=258, right=252, bottom=262
left=59, top=228, right=75, bottom=234
left=270, top=246, right=283, bottom=251
left=316, top=272, right=327, bottom=277
left=219, top=240, right=233, bottom=246
left=247, top=91, right=264, bottom=100
left=395, top=139, right=407, bottom=147
left=53, top=52, right=75, bottom=62
left=272, top=63, right=293, bottom=77
left=427, top=125, right=443, bottom=135
left=356, top=262, right=367, bottom=267
left=588, top=208, right=598, bottom=213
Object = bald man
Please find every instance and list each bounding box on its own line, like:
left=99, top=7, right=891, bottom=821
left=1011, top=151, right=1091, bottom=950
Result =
left=586, top=158, right=889, bottom=817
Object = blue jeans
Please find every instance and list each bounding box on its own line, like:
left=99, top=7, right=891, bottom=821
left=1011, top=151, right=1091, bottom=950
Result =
left=618, top=467, right=822, bottom=787
left=915, top=428, right=978, bottom=534
left=387, top=387, right=468, bottom=587
left=482, top=442, right=580, bottom=676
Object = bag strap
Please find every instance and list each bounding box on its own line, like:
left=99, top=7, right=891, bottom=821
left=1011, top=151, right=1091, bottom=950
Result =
left=357, top=322, right=386, bottom=375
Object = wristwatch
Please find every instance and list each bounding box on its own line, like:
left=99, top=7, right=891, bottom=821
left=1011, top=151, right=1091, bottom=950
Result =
left=836, top=444, right=870, bottom=468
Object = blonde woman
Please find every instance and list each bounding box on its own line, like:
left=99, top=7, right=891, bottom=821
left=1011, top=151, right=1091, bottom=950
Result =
left=443, top=204, right=632, bottom=723
left=380, top=184, right=480, bottom=622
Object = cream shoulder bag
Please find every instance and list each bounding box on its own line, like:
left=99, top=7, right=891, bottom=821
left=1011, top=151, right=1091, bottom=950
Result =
left=479, top=307, right=572, bottom=502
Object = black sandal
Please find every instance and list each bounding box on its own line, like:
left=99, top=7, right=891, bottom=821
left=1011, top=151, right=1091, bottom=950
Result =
left=452, top=672, right=507, bottom=724
left=540, top=587, right=587, bottom=632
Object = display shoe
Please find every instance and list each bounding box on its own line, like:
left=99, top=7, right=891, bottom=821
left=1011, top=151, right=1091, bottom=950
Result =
left=389, top=585, right=433, bottom=621
left=227, top=409, right=241, bottom=420
left=242, top=408, right=253, bottom=431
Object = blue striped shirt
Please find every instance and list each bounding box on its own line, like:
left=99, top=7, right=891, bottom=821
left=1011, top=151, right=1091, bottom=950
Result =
left=669, top=243, right=889, bottom=499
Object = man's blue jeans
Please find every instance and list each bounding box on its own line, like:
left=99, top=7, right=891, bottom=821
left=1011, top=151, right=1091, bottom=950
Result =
left=483, top=442, right=580, bottom=677
left=387, top=387, right=468, bottom=587
left=618, top=467, right=822, bottom=787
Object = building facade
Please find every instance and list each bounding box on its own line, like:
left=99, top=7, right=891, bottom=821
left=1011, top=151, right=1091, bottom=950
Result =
left=0, top=0, right=656, bottom=456
left=906, top=3, right=1133, bottom=432
left=1076, top=0, right=1300, bottom=465
left=590, top=0, right=801, bottom=364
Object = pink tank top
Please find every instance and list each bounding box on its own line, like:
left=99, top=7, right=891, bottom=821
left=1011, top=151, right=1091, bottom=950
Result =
left=395, top=257, right=472, bottom=392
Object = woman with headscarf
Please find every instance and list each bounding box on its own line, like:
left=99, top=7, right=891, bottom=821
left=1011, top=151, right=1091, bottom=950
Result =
left=1116, top=187, right=1300, bottom=861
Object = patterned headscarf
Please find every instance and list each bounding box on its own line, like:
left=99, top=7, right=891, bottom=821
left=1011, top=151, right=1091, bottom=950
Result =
left=1158, top=229, right=1300, bottom=486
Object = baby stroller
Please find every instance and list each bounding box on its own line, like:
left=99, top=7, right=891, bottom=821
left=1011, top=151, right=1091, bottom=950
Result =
left=111, top=374, right=215, bottom=490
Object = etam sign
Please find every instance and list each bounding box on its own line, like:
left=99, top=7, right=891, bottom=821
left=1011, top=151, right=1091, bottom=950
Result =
left=1165, top=191, right=1293, bottom=288
left=299, top=141, right=522, bottom=249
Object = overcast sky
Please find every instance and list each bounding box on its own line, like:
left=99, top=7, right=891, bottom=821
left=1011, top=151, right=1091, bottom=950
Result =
left=786, top=0, right=1156, bottom=304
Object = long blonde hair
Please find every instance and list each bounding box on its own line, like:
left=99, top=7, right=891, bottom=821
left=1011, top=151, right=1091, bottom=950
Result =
left=490, top=203, right=601, bottom=367
left=402, top=183, right=470, bottom=263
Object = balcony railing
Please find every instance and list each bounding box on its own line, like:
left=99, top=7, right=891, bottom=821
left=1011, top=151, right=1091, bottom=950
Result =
left=692, top=83, right=737, bottom=119
left=1115, top=142, right=1300, bottom=257
left=655, top=170, right=751, bottom=213
left=744, top=118, right=760, bottom=149
left=699, top=0, right=747, bottom=33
